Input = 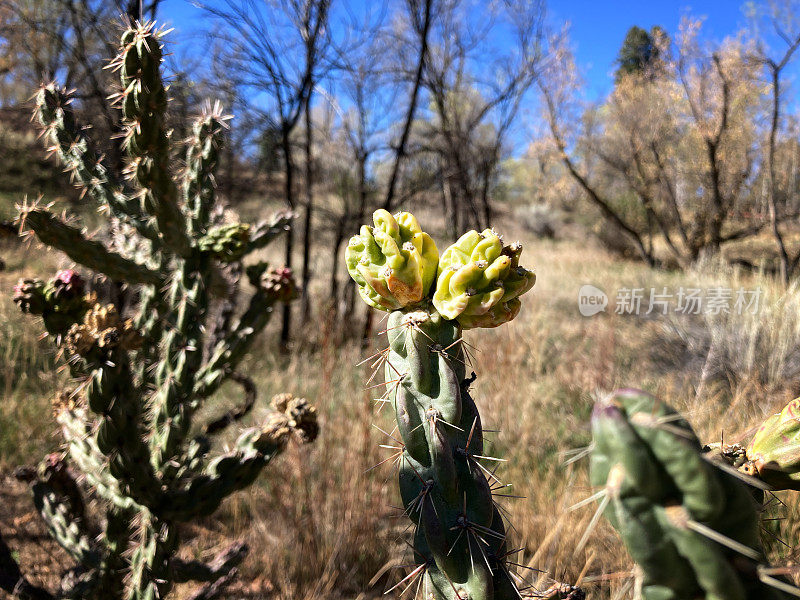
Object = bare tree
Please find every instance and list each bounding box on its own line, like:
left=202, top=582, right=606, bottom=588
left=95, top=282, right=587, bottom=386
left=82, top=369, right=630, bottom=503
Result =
left=751, top=0, right=800, bottom=282
left=201, top=0, right=331, bottom=348
left=539, top=19, right=770, bottom=268
left=382, top=0, right=433, bottom=211
left=538, top=29, right=656, bottom=265
left=422, top=0, right=544, bottom=232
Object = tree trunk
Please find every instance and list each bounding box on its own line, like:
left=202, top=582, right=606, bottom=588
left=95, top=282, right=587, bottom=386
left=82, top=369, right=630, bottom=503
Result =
left=280, top=132, right=295, bottom=351
left=767, top=67, right=791, bottom=283
left=383, top=0, right=432, bottom=211
left=301, top=89, right=315, bottom=321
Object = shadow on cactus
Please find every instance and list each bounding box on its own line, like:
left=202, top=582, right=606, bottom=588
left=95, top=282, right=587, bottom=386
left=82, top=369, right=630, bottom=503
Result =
left=588, top=389, right=800, bottom=600
left=5, top=21, right=316, bottom=600
left=346, top=210, right=581, bottom=600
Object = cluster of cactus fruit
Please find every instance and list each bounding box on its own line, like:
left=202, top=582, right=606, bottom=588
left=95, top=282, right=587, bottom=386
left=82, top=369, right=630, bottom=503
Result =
left=345, top=210, right=564, bottom=599
left=589, top=389, right=800, bottom=600
left=5, top=21, right=317, bottom=600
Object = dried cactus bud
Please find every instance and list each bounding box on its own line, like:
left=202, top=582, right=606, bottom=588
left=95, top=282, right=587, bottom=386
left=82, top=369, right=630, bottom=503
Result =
left=52, top=389, right=82, bottom=415
left=432, top=231, right=535, bottom=328
left=13, top=278, right=47, bottom=314
left=540, top=583, right=586, bottom=600
left=745, top=398, right=800, bottom=490
left=260, top=267, right=298, bottom=303
left=64, top=323, right=95, bottom=357
left=345, top=209, right=438, bottom=311
left=64, top=303, right=142, bottom=358
left=270, top=393, right=319, bottom=444
left=198, top=223, right=251, bottom=262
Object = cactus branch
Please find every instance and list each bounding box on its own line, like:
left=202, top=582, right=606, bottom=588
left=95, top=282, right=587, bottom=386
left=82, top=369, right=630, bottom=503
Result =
left=202, top=372, right=257, bottom=435
left=19, top=208, right=163, bottom=286
left=34, top=84, right=158, bottom=242
left=115, top=22, right=190, bottom=256
left=590, top=389, right=789, bottom=600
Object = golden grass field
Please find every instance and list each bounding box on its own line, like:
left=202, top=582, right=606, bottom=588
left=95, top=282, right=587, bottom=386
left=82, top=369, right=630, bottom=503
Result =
left=2, top=203, right=800, bottom=599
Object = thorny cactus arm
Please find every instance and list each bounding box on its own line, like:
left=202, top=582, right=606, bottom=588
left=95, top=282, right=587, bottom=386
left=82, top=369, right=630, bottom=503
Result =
left=194, top=266, right=297, bottom=398
left=34, top=84, right=156, bottom=241
left=386, top=310, right=518, bottom=599
left=19, top=209, right=163, bottom=286
left=589, top=389, right=789, bottom=600
left=163, top=395, right=318, bottom=521
left=113, top=24, right=190, bottom=256
left=347, top=209, right=546, bottom=600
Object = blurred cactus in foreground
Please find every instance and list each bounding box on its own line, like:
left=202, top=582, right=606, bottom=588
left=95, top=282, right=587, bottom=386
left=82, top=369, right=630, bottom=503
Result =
left=590, top=389, right=794, bottom=600
left=347, top=211, right=577, bottom=600
left=7, top=21, right=316, bottom=600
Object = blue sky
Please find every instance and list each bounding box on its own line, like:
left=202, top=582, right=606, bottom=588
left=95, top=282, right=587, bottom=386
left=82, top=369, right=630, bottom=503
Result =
left=549, top=0, right=752, bottom=97
left=158, top=0, right=758, bottom=100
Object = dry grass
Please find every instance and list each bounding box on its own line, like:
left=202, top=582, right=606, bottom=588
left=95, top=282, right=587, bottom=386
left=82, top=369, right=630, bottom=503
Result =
left=3, top=211, right=800, bottom=599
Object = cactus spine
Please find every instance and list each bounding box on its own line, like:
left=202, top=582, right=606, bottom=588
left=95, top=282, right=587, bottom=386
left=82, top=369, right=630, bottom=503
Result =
left=347, top=210, right=540, bottom=599
left=590, top=389, right=790, bottom=600
left=9, top=22, right=316, bottom=600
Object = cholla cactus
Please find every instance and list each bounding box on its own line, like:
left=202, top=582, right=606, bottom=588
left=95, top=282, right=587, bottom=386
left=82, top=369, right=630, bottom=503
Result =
left=590, top=389, right=790, bottom=600
left=7, top=22, right=316, bottom=600
left=346, top=211, right=553, bottom=599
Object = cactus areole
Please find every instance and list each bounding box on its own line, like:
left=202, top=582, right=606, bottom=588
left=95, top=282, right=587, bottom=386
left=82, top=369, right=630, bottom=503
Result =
left=346, top=211, right=536, bottom=599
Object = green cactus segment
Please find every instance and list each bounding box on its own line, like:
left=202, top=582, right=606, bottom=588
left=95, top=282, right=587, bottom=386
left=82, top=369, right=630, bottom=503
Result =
left=58, top=410, right=140, bottom=511
left=28, top=456, right=101, bottom=568
left=165, top=396, right=318, bottom=520
left=433, top=230, right=535, bottom=329
left=127, top=511, right=177, bottom=600
left=195, top=266, right=297, bottom=399
left=34, top=84, right=157, bottom=242
left=20, top=209, right=163, bottom=286
left=198, top=223, right=251, bottom=262
left=346, top=209, right=438, bottom=311
left=590, top=389, right=783, bottom=600
left=745, top=397, right=800, bottom=491
left=87, top=358, right=163, bottom=506
left=184, top=106, right=228, bottom=235
left=385, top=310, right=517, bottom=600
left=116, top=23, right=189, bottom=257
